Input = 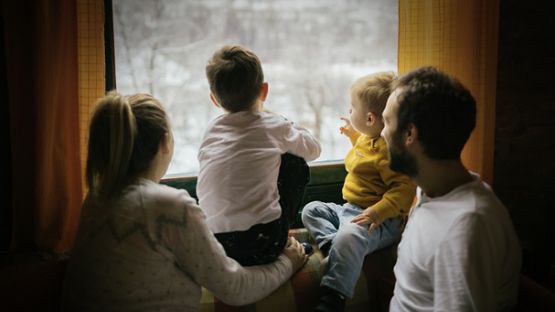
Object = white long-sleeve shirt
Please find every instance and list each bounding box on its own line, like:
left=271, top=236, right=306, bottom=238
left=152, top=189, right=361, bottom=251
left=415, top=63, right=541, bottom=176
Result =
left=62, top=179, right=294, bottom=311
left=390, top=173, right=521, bottom=312
left=197, top=111, right=321, bottom=233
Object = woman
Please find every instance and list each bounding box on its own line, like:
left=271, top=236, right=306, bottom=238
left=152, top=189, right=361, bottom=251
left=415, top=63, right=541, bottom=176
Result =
left=62, top=92, right=307, bottom=311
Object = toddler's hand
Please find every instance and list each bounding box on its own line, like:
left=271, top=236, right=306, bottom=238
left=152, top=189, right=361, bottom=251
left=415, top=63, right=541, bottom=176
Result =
left=339, top=117, right=360, bottom=144
left=283, top=237, right=309, bottom=273
left=339, top=117, right=354, bottom=136
left=351, top=207, right=382, bottom=234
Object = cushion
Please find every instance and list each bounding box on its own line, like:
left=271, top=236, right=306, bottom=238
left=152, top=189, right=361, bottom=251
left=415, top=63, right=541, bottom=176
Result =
left=199, top=228, right=397, bottom=312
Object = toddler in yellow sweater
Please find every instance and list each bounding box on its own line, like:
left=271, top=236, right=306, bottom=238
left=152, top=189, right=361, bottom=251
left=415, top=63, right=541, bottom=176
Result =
left=301, top=72, right=416, bottom=312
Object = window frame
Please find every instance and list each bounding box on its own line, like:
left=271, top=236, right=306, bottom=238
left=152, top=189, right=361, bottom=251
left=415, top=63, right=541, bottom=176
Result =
left=104, top=0, right=354, bottom=221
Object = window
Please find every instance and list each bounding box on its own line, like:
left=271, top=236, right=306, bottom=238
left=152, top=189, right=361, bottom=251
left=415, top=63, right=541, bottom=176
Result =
left=113, top=0, right=398, bottom=175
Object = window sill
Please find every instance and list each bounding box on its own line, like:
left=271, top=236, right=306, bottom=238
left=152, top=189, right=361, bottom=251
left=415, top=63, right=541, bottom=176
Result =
left=161, top=160, right=345, bottom=183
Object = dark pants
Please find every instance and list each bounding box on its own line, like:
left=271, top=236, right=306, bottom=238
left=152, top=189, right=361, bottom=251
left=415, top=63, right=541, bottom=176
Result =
left=215, top=153, right=310, bottom=266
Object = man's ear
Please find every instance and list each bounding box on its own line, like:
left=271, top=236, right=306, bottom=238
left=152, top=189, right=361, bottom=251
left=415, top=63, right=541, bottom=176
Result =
left=405, top=123, right=418, bottom=146
left=209, top=93, right=220, bottom=108
left=259, top=82, right=269, bottom=101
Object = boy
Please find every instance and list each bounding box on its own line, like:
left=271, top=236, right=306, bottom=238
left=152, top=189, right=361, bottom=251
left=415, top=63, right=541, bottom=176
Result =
left=197, top=45, right=321, bottom=266
left=301, top=72, right=416, bottom=312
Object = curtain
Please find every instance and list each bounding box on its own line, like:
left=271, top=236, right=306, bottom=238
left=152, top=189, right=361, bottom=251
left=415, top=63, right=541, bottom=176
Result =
left=2, top=0, right=104, bottom=255
left=77, top=0, right=106, bottom=199
left=398, top=0, right=499, bottom=184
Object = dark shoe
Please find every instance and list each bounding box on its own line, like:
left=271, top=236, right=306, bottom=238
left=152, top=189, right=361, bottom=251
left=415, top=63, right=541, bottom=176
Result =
left=314, top=286, right=346, bottom=312
left=319, top=241, right=331, bottom=257
left=301, top=242, right=313, bottom=255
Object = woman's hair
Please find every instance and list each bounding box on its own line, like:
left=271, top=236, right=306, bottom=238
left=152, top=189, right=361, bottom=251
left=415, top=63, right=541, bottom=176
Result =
left=86, top=92, right=169, bottom=198
left=205, top=45, right=264, bottom=112
left=351, top=71, right=396, bottom=117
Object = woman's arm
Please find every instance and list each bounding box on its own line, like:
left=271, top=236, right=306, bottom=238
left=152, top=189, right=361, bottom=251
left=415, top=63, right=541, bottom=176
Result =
left=166, top=201, right=303, bottom=305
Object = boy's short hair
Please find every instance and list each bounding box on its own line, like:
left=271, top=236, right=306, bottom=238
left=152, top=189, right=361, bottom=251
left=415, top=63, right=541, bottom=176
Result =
left=351, top=71, right=396, bottom=116
left=205, top=45, right=264, bottom=112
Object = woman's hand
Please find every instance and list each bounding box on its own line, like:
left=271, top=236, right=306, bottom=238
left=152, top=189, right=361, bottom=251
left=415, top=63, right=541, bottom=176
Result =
left=283, top=236, right=309, bottom=273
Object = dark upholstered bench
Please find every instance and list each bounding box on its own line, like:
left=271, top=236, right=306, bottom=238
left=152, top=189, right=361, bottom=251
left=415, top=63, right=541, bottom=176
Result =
left=200, top=227, right=397, bottom=312
left=0, top=228, right=398, bottom=312
left=3, top=229, right=552, bottom=312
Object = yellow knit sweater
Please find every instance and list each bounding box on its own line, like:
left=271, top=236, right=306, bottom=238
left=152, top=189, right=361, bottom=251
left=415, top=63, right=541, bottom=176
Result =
left=342, top=135, right=416, bottom=222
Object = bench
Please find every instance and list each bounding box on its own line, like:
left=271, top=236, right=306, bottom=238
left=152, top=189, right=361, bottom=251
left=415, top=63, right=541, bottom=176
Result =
left=3, top=229, right=552, bottom=312
left=0, top=228, right=397, bottom=312
left=199, top=227, right=397, bottom=312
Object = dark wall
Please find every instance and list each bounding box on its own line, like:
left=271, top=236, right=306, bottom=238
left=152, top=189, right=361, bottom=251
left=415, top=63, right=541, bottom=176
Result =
left=494, top=0, right=555, bottom=288
left=0, top=1, right=13, bottom=252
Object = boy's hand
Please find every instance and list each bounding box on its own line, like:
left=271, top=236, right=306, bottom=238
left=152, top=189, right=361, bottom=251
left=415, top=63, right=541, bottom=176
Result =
left=351, top=207, right=382, bottom=234
left=339, top=117, right=360, bottom=145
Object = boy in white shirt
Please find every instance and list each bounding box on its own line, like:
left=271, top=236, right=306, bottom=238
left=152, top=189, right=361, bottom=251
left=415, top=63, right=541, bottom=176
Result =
left=197, top=45, right=321, bottom=265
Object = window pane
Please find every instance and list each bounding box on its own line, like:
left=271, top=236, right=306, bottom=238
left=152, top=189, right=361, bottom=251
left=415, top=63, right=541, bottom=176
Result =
left=113, top=0, right=398, bottom=175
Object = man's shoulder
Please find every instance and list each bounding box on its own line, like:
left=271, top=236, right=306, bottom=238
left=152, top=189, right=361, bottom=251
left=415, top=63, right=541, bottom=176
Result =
left=418, top=182, right=509, bottom=232
left=454, top=180, right=506, bottom=212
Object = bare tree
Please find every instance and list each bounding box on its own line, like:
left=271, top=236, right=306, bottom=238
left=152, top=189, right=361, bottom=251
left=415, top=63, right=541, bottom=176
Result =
left=113, top=0, right=397, bottom=173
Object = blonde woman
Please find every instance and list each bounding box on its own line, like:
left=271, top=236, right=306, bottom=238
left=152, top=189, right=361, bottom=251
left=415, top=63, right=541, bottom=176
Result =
left=62, top=92, right=307, bottom=311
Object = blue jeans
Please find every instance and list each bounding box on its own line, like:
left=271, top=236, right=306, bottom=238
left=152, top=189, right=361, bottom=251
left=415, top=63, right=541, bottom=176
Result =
left=301, top=201, right=402, bottom=298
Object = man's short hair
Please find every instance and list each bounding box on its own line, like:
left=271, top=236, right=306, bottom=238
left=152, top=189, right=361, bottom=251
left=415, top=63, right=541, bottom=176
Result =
left=394, top=66, right=476, bottom=160
left=205, top=45, right=264, bottom=112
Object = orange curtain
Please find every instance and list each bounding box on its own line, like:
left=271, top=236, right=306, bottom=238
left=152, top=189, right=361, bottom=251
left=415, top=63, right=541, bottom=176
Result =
left=77, top=0, right=106, bottom=196
left=398, top=0, right=499, bottom=184
left=2, top=0, right=103, bottom=254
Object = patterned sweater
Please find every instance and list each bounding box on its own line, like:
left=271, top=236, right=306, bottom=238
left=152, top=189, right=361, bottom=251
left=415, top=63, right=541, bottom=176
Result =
left=62, top=179, right=293, bottom=311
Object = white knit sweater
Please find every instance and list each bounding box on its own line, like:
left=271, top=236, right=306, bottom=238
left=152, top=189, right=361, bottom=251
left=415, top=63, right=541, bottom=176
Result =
left=62, top=179, right=293, bottom=311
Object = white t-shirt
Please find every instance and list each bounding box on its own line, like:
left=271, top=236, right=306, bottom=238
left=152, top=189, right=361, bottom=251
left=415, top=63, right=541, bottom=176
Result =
left=197, top=111, right=321, bottom=233
left=62, top=179, right=294, bottom=311
left=390, top=173, right=521, bottom=312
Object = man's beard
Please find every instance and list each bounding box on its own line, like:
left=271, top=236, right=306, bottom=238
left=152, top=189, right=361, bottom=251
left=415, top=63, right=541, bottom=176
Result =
left=388, top=137, right=418, bottom=177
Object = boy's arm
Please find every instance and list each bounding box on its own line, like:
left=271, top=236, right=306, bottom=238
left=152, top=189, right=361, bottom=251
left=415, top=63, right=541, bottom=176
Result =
left=281, top=121, right=321, bottom=161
